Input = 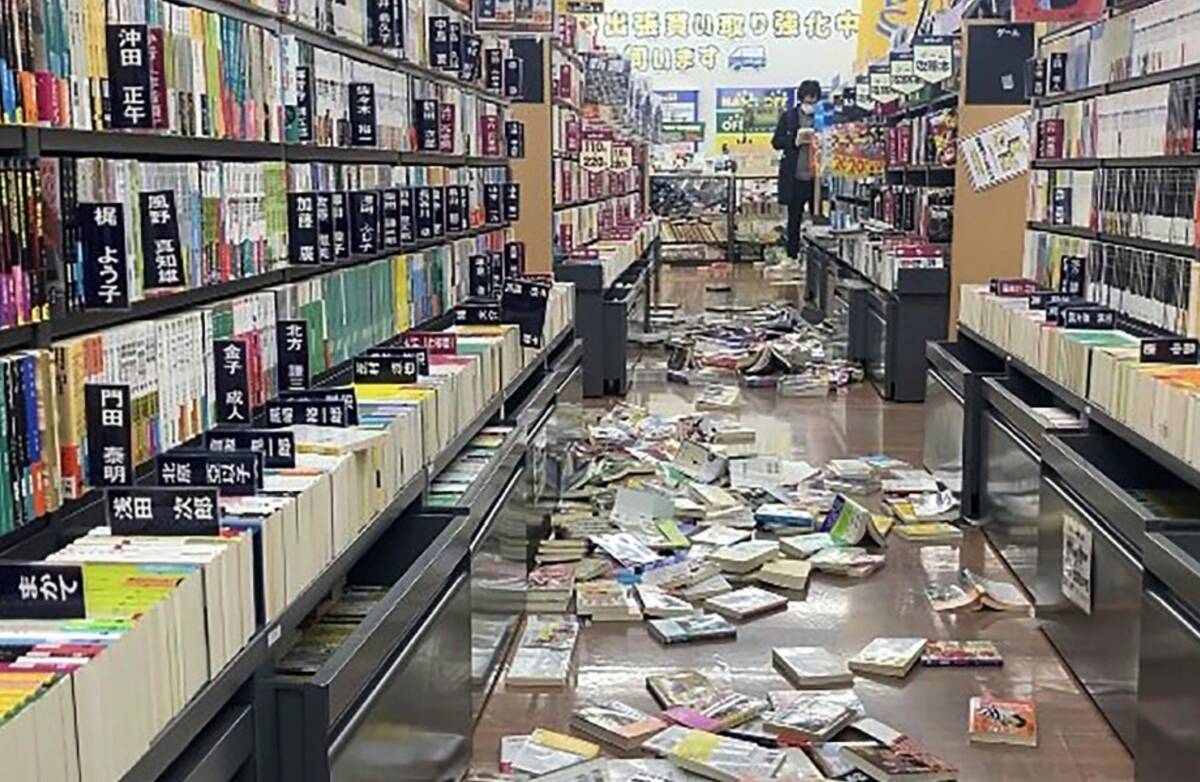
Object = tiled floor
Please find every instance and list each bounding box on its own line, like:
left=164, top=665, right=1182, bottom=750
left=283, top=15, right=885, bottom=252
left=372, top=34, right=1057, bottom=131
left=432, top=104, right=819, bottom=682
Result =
left=470, top=262, right=1135, bottom=781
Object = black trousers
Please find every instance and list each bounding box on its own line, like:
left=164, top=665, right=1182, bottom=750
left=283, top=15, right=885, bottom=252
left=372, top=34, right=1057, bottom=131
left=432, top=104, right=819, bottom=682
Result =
left=785, top=179, right=815, bottom=259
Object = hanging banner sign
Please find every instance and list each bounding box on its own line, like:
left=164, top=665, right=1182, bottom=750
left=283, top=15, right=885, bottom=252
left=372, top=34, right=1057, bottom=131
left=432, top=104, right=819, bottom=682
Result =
left=890, top=52, right=922, bottom=96
left=912, top=35, right=955, bottom=84
left=855, top=75, right=874, bottom=110
left=868, top=64, right=896, bottom=104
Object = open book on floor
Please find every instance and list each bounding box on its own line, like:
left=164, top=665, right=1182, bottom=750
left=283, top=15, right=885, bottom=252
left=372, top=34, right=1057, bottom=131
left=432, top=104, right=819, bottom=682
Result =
left=926, top=569, right=1030, bottom=613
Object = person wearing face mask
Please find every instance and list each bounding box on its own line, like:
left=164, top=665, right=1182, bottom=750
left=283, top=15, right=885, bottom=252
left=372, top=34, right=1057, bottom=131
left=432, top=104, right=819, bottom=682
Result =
left=772, top=80, right=822, bottom=259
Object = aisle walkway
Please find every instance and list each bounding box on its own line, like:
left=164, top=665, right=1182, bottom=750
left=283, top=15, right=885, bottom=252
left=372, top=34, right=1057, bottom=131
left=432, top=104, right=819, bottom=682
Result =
left=470, top=264, right=1134, bottom=781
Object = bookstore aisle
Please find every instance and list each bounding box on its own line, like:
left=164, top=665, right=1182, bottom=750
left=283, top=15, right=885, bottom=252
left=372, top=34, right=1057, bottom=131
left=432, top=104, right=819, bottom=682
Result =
left=468, top=266, right=1134, bottom=782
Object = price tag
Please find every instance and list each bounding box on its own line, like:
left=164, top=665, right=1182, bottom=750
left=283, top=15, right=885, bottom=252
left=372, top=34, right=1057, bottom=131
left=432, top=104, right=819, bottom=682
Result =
left=140, top=191, right=184, bottom=288
left=0, top=563, right=86, bottom=620
left=80, top=203, right=131, bottom=310
left=912, top=34, right=955, bottom=84
left=581, top=137, right=612, bottom=172
left=889, top=52, right=922, bottom=96
left=85, top=383, right=133, bottom=487
left=1140, top=338, right=1200, bottom=364
left=353, top=355, right=420, bottom=384
left=610, top=143, right=634, bottom=172
left=214, top=339, right=251, bottom=426
left=157, top=451, right=263, bottom=496
left=106, top=486, right=221, bottom=536
left=277, top=320, right=310, bottom=391
left=207, top=429, right=297, bottom=469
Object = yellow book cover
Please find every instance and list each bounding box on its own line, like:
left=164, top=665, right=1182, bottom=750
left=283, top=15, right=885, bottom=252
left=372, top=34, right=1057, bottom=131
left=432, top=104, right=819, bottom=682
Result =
left=529, top=729, right=600, bottom=760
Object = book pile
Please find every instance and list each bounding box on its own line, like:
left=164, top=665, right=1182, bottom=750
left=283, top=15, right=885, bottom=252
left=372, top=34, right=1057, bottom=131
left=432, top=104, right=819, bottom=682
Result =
left=506, top=615, right=580, bottom=688
left=633, top=584, right=694, bottom=618
left=537, top=538, right=591, bottom=564
left=709, top=541, right=780, bottom=575
left=662, top=692, right=768, bottom=733
left=576, top=580, right=642, bottom=622
left=527, top=564, right=578, bottom=612
left=823, top=459, right=881, bottom=494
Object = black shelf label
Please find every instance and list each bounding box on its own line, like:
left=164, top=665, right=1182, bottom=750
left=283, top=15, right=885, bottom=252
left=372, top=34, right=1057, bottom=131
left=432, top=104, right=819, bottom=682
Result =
left=446, top=186, right=465, bottom=233
left=288, top=192, right=319, bottom=265
left=0, top=563, right=86, bottom=620
left=1028, top=291, right=1077, bottom=310
left=448, top=21, right=462, bottom=71
left=1029, top=57, right=1047, bottom=99
left=503, top=183, right=521, bottom=222
left=505, top=241, right=526, bottom=278
left=429, top=16, right=452, bottom=70
left=490, top=250, right=505, bottom=294
left=140, top=191, right=184, bottom=289
left=208, top=428, right=297, bottom=469
left=363, top=346, right=429, bottom=374
left=85, top=383, right=133, bottom=487
left=457, top=300, right=502, bottom=325
left=469, top=254, right=494, bottom=298
left=366, top=0, right=402, bottom=48
left=281, top=387, right=359, bottom=425
left=107, top=24, right=153, bottom=129
left=461, top=34, right=483, bottom=82
left=80, top=203, right=131, bottom=310
left=1051, top=187, right=1072, bottom=226
left=484, top=184, right=503, bottom=225
left=416, top=99, right=440, bottom=151
left=1048, top=52, right=1067, bottom=94
left=416, top=187, right=435, bottom=239
left=402, top=331, right=458, bottom=353
left=439, top=102, right=456, bottom=154
left=485, top=49, right=504, bottom=92
left=316, top=193, right=334, bottom=264
left=504, top=57, right=523, bottom=98
left=354, top=355, right=420, bottom=384
left=295, top=66, right=314, bottom=142
left=382, top=189, right=401, bottom=249
left=332, top=192, right=350, bottom=259
left=502, top=278, right=551, bottom=348
left=431, top=186, right=446, bottom=237
left=990, top=278, right=1038, bottom=297
left=506, top=120, right=526, bottom=158
left=1141, top=338, right=1200, bottom=364
left=1059, top=255, right=1085, bottom=297
left=214, top=339, right=251, bottom=425
left=266, top=398, right=351, bottom=428
left=106, top=486, right=220, bottom=536
left=1060, top=305, right=1115, bottom=329
left=157, top=450, right=263, bottom=496
left=350, top=83, right=378, bottom=147
left=277, top=319, right=310, bottom=391
left=399, top=188, right=416, bottom=244
left=351, top=191, right=380, bottom=255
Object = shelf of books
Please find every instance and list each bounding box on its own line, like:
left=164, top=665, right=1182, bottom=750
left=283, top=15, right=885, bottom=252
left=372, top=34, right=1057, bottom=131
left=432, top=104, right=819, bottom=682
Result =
left=0, top=0, right=586, bottom=779
left=941, top=2, right=1200, bottom=771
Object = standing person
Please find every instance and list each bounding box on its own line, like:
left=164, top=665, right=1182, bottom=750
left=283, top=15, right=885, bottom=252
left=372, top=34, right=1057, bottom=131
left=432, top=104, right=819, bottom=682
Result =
left=772, top=80, right=821, bottom=259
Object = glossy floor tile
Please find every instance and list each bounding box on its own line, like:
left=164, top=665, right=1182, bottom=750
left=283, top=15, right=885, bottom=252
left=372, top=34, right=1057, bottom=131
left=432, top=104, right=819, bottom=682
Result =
left=470, top=263, right=1134, bottom=781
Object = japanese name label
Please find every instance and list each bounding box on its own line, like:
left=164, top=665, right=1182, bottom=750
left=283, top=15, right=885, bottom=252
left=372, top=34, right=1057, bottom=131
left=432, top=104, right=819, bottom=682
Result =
left=0, top=563, right=85, bottom=620
left=214, top=339, right=251, bottom=426
left=139, top=191, right=184, bottom=289
left=106, top=486, right=221, bottom=536
left=80, top=203, right=131, bottom=310
left=85, top=384, right=133, bottom=487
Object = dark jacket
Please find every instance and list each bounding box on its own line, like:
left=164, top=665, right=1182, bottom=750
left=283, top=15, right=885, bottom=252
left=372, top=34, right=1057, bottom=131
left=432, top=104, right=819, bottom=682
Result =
left=772, top=106, right=813, bottom=204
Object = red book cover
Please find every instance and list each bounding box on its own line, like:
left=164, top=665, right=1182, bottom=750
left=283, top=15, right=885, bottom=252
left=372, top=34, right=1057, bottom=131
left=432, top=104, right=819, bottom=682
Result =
left=481, top=115, right=501, bottom=157
left=1014, top=0, right=1103, bottom=23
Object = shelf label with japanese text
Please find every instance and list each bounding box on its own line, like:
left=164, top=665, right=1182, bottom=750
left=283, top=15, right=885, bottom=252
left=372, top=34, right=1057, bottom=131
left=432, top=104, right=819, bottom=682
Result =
left=214, top=339, right=251, bottom=425
left=277, top=320, right=310, bottom=391
left=0, top=563, right=86, bottom=620
left=85, top=384, right=133, bottom=487
left=140, top=191, right=184, bottom=289
left=106, top=486, right=221, bottom=536
left=207, top=429, right=297, bottom=469
left=157, top=451, right=263, bottom=496
left=80, top=203, right=131, bottom=310
left=1140, top=338, right=1200, bottom=365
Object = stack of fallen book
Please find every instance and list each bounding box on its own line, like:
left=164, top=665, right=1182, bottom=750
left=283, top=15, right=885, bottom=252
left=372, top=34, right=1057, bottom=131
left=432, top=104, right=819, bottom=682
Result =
left=823, top=458, right=881, bottom=494
left=506, top=615, right=581, bottom=688
left=537, top=538, right=591, bottom=564
left=527, top=563, right=578, bottom=612
left=576, top=580, right=643, bottom=622
left=570, top=700, right=667, bottom=750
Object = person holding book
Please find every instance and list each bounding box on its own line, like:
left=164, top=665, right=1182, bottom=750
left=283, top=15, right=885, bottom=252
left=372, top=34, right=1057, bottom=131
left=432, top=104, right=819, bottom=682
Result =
left=772, top=80, right=822, bottom=259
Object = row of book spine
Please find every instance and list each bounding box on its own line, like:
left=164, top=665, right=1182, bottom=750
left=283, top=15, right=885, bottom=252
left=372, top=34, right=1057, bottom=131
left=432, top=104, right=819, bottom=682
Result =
left=0, top=0, right=513, bottom=137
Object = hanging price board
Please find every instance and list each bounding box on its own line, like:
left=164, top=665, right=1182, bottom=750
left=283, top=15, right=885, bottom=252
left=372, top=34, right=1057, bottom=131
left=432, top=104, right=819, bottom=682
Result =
left=869, top=64, right=896, bottom=104
left=913, top=35, right=955, bottom=84
left=581, top=136, right=612, bottom=173
left=890, top=52, right=922, bottom=96
left=610, top=143, right=634, bottom=172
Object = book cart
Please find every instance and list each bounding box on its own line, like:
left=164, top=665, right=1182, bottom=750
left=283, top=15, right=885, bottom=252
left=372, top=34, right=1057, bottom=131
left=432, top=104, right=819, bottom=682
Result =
left=0, top=0, right=588, bottom=780
left=926, top=4, right=1200, bottom=777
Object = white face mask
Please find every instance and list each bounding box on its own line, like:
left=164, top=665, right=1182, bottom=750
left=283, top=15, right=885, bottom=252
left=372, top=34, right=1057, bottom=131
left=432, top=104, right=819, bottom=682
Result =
left=800, top=104, right=815, bottom=115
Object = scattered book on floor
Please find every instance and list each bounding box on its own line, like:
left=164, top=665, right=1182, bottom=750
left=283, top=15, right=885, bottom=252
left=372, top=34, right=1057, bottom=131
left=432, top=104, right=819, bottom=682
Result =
left=927, top=570, right=1029, bottom=612
left=756, top=558, right=813, bottom=592
left=780, top=532, right=839, bottom=559
left=809, top=741, right=879, bottom=779
left=695, top=384, right=742, bottom=411
left=772, top=646, right=854, bottom=688
left=521, top=758, right=609, bottom=782
left=810, top=546, right=886, bottom=578
left=570, top=700, right=667, bottom=750
left=753, top=503, right=816, bottom=533
left=646, top=670, right=719, bottom=710
left=647, top=727, right=787, bottom=782
left=704, top=586, right=789, bottom=621
left=680, top=574, right=735, bottom=601
left=648, top=613, right=738, bottom=645
left=848, top=717, right=908, bottom=746
left=710, top=540, right=782, bottom=574
left=576, top=580, right=642, bottom=621
left=507, top=729, right=600, bottom=776
left=634, top=584, right=695, bottom=618
left=841, top=738, right=958, bottom=782
left=848, top=637, right=927, bottom=678
left=893, top=522, right=964, bottom=544
left=968, top=696, right=1038, bottom=747
left=922, top=640, right=1003, bottom=667
left=691, top=524, right=753, bottom=548
left=764, top=692, right=859, bottom=742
